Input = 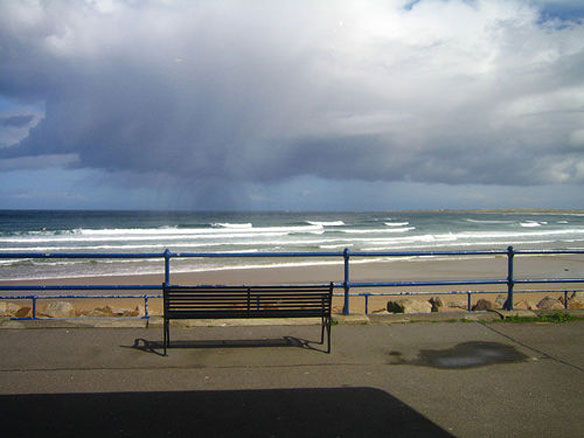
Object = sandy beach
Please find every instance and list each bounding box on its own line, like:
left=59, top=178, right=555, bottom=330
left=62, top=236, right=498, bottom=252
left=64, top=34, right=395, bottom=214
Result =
left=2, top=253, right=583, bottom=316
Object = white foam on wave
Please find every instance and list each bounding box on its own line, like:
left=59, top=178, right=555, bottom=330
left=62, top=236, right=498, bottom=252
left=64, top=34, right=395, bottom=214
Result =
left=0, top=224, right=325, bottom=244
left=465, top=218, right=514, bottom=224
left=306, top=220, right=345, bottom=226
left=520, top=221, right=542, bottom=228
left=384, top=222, right=409, bottom=227
left=340, top=227, right=416, bottom=234
left=211, top=222, right=253, bottom=229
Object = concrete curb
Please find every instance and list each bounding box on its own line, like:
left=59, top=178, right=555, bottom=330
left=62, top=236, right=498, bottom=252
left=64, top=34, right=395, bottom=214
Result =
left=2, top=309, right=583, bottom=329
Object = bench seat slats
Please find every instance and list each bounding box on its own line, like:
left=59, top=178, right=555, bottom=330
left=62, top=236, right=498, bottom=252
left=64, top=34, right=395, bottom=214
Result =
left=167, top=294, right=329, bottom=300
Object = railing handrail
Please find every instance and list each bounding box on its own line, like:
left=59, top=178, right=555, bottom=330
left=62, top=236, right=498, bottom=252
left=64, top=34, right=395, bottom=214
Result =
left=1, top=246, right=584, bottom=317
left=4, top=248, right=584, bottom=259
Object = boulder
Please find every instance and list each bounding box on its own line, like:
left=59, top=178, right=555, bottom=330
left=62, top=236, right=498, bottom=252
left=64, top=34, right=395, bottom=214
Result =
left=514, top=300, right=531, bottom=310
left=443, top=298, right=468, bottom=310
left=0, top=302, right=21, bottom=316
left=44, top=301, right=76, bottom=318
left=87, top=304, right=138, bottom=317
left=0, top=302, right=10, bottom=317
left=495, top=294, right=507, bottom=309
left=567, top=296, right=584, bottom=309
left=87, top=305, right=118, bottom=317
left=537, top=296, right=564, bottom=311
left=570, top=291, right=584, bottom=301
left=14, top=306, right=32, bottom=318
left=371, top=307, right=388, bottom=314
left=472, top=299, right=493, bottom=311
left=429, top=296, right=444, bottom=312
left=387, top=299, right=432, bottom=314
left=134, top=305, right=146, bottom=317
left=332, top=305, right=344, bottom=314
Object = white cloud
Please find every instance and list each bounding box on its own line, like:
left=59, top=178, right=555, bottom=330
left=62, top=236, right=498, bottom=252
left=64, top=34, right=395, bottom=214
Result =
left=0, top=0, right=583, bottom=209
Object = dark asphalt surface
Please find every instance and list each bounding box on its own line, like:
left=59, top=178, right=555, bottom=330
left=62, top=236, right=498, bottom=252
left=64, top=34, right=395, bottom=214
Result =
left=1, top=320, right=583, bottom=437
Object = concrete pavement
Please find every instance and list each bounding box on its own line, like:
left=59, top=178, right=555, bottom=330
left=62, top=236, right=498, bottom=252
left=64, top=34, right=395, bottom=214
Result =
left=1, top=319, right=583, bottom=437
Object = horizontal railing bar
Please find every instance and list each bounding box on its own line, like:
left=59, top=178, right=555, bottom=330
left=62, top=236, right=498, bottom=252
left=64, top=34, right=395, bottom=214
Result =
left=0, top=285, right=160, bottom=291
left=513, top=249, right=584, bottom=255
left=348, top=250, right=508, bottom=257
left=0, top=294, right=162, bottom=299
left=354, top=289, right=584, bottom=296
left=0, top=252, right=165, bottom=259
left=349, top=279, right=508, bottom=288
left=514, top=278, right=584, bottom=284
left=173, top=251, right=342, bottom=258
left=3, top=248, right=583, bottom=260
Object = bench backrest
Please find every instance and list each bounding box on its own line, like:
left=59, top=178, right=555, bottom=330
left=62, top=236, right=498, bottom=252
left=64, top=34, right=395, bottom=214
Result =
left=163, top=283, right=333, bottom=320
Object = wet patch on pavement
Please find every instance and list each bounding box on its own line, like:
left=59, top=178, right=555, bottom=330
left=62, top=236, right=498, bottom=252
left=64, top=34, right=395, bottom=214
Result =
left=389, top=341, right=529, bottom=369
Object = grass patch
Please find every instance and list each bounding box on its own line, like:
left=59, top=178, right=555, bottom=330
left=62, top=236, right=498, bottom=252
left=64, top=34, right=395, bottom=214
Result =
left=503, top=311, right=580, bottom=323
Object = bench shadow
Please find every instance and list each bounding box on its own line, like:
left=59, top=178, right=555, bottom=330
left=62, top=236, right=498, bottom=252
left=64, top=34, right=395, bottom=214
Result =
left=127, top=336, right=327, bottom=356
left=0, top=387, right=453, bottom=437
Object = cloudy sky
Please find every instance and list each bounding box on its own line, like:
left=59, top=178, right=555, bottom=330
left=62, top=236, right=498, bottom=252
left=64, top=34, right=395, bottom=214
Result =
left=1, top=0, right=583, bottom=211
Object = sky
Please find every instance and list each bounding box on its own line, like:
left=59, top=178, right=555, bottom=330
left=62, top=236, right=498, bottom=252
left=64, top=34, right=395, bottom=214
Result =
left=1, top=0, right=584, bottom=211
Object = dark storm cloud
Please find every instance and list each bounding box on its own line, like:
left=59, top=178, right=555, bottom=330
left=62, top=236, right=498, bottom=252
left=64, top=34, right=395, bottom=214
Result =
left=1, top=0, right=583, bottom=190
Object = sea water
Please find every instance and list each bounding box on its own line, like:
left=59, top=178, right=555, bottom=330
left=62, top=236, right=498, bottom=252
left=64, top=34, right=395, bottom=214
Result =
left=1, top=210, right=583, bottom=280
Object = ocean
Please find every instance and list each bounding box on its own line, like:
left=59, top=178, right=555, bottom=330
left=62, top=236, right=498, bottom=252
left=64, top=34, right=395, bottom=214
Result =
left=1, top=209, right=584, bottom=280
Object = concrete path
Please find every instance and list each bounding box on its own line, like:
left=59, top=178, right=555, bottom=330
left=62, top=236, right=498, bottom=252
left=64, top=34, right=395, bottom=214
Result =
left=1, top=320, right=583, bottom=437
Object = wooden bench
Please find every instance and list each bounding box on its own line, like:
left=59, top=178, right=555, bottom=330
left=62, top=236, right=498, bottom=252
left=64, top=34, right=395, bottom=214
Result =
left=162, top=283, right=334, bottom=355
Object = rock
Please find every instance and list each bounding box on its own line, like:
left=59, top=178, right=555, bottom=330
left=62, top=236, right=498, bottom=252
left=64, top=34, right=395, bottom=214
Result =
left=443, top=298, right=468, bottom=310
left=429, top=296, right=444, bottom=312
left=514, top=300, right=530, bottom=310
left=0, top=302, right=10, bottom=317
left=121, top=305, right=144, bottom=317
left=472, top=299, right=493, bottom=311
left=134, top=305, right=146, bottom=317
left=87, top=305, right=118, bottom=317
left=14, top=306, right=32, bottom=318
left=44, top=301, right=76, bottom=318
left=570, top=291, right=584, bottom=301
left=86, top=304, right=137, bottom=317
left=495, top=294, right=507, bottom=309
left=537, top=296, right=564, bottom=311
left=371, top=307, right=388, bottom=314
left=0, top=302, right=21, bottom=316
left=387, top=299, right=432, bottom=314
left=567, top=296, right=584, bottom=309
left=565, top=291, right=584, bottom=309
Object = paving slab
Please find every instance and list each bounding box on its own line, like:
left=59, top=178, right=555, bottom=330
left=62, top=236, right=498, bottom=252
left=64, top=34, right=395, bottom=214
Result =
left=0, top=321, right=583, bottom=437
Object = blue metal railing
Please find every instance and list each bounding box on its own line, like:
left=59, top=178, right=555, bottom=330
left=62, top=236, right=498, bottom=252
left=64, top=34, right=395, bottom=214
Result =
left=1, top=246, right=583, bottom=319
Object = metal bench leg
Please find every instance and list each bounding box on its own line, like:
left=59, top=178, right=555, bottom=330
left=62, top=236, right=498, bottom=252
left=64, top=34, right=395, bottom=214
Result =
left=320, top=316, right=326, bottom=344
left=326, top=317, right=332, bottom=354
left=163, top=318, right=169, bottom=356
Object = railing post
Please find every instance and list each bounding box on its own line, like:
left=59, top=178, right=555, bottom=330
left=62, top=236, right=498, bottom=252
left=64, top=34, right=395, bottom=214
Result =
left=32, top=296, right=37, bottom=320
left=363, top=293, right=370, bottom=315
left=163, top=249, right=171, bottom=286
left=144, top=295, right=150, bottom=319
left=343, top=248, right=350, bottom=315
left=467, top=292, right=472, bottom=312
left=504, top=246, right=515, bottom=310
